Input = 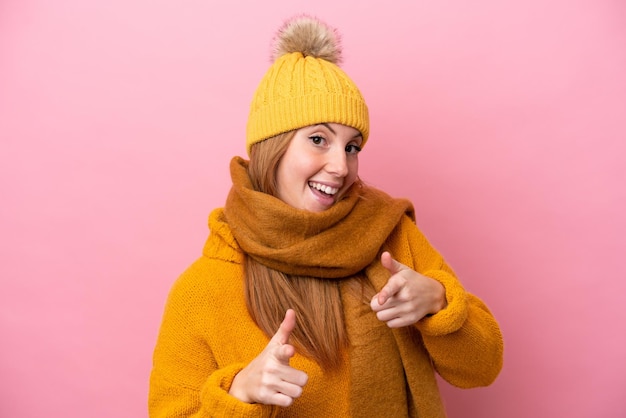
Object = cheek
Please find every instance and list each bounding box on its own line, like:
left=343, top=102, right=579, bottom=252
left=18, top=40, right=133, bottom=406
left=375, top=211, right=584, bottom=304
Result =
left=278, top=153, right=311, bottom=190
left=293, top=154, right=322, bottom=179
left=347, top=158, right=359, bottom=183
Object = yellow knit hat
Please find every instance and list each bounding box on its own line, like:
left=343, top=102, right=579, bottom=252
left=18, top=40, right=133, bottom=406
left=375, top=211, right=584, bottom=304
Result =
left=246, top=15, right=369, bottom=155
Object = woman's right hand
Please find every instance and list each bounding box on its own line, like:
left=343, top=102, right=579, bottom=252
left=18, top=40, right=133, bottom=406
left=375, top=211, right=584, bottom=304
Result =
left=228, top=309, right=309, bottom=407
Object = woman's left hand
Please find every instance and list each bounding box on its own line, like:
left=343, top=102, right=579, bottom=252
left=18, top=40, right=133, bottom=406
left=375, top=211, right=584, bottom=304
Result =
left=370, top=251, right=448, bottom=328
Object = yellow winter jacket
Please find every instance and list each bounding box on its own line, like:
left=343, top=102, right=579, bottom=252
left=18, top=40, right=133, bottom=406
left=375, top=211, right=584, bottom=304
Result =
left=149, top=206, right=503, bottom=417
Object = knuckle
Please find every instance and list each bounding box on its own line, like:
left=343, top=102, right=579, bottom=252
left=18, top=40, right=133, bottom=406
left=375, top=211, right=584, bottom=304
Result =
left=405, top=292, right=418, bottom=303
left=257, top=386, right=272, bottom=401
left=258, top=375, right=271, bottom=389
left=264, top=361, right=280, bottom=374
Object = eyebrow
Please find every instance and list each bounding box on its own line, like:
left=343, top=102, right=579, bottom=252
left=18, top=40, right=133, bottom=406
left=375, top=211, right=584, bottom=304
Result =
left=319, top=123, right=363, bottom=140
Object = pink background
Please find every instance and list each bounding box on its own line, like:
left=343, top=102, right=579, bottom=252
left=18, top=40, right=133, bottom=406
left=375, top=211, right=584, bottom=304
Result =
left=2, top=0, right=625, bottom=417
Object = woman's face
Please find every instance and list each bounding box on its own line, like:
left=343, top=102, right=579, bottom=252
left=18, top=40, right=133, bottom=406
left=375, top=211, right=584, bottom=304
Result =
left=275, top=123, right=363, bottom=212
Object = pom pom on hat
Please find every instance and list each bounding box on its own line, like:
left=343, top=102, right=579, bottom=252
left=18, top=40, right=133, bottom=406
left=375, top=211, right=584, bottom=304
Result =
left=271, top=14, right=343, bottom=64
left=246, top=14, right=369, bottom=155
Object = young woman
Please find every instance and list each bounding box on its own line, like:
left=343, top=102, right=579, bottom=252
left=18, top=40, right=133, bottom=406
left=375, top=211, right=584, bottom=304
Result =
left=149, top=15, right=503, bottom=418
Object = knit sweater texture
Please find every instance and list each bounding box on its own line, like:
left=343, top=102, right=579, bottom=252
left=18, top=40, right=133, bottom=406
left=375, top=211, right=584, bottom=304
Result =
left=149, top=210, right=503, bottom=417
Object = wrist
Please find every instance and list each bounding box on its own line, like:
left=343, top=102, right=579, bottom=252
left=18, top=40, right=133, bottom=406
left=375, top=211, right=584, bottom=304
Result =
left=228, top=371, right=253, bottom=403
left=430, top=279, right=448, bottom=315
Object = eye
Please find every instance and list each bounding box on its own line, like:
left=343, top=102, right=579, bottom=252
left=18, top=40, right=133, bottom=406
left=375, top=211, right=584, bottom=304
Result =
left=309, top=135, right=325, bottom=145
left=345, top=144, right=362, bottom=154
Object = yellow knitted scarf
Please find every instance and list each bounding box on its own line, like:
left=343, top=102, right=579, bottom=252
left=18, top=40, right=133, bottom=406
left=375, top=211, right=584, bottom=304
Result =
left=223, top=156, right=444, bottom=417
left=224, top=157, right=414, bottom=278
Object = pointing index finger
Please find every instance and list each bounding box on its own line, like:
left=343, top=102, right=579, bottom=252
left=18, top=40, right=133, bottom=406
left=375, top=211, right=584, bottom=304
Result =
left=272, top=309, right=297, bottom=364
left=378, top=278, right=403, bottom=305
left=273, top=309, right=296, bottom=345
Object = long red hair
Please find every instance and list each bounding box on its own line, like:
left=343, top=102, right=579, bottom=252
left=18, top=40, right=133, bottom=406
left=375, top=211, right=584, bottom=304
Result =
left=245, top=131, right=372, bottom=369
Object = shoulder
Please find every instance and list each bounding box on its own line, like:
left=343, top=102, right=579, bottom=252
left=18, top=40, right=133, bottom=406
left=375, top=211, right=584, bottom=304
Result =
left=165, top=254, right=245, bottom=315
left=387, top=214, right=425, bottom=247
left=385, top=214, right=451, bottom=273
left=202, top=208, right=244, bottom=264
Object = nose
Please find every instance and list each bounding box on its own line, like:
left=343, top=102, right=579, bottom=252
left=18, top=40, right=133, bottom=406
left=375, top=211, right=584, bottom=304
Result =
left=325, top=147, right=348, bottom=178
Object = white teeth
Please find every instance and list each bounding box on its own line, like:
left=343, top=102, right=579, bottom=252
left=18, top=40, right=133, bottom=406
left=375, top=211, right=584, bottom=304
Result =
left=309, top=181, right=339, bottom=195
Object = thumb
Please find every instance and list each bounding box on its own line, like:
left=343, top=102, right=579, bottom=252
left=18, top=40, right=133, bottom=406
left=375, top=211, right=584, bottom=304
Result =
left=376, top=252, right=408, bottom=306
left=381, top=251, right=408, bottom=275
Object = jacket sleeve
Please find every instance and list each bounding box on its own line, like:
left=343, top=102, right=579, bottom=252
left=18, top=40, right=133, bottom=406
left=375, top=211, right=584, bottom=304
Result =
left=399, top=216, right=504, bottom=388
left=148, top=267, right=278, bottom=418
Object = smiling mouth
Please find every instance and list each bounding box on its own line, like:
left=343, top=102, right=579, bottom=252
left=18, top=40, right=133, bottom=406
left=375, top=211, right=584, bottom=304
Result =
left=308, top=181, right=339, bottom=196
